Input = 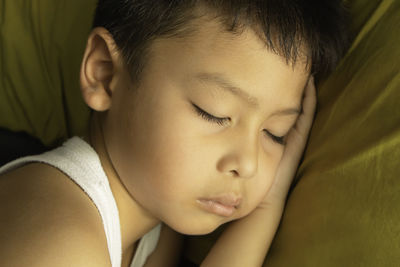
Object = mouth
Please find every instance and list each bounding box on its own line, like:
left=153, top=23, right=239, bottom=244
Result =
left=197, top=195, right=242, bottom=217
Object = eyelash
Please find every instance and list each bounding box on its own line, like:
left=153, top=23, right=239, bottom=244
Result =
left=263, top=130, right=286, bottom=145
left=193, top=103, right=229, bottom=126
left=192, top=103, right=286, bottom=145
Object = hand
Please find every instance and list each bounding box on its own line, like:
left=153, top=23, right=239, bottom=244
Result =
left=202, top=80, right=316, bottom=266
left=260, top=76, right=317, bottom=209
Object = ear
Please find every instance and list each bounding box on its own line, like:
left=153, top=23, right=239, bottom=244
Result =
left=80, top=27, right=120, bottom=111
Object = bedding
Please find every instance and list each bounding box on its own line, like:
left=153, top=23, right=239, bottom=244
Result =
left=0, top=1, right=96, bottom=147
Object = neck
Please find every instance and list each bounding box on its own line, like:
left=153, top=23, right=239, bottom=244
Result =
left=84, top=112, right=160, bottom=256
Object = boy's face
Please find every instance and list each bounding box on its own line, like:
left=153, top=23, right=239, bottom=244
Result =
left=101, top=21, right=309, bottom=234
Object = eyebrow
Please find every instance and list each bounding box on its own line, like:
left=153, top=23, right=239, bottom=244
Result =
left=194, top=72, right=301, bottom=116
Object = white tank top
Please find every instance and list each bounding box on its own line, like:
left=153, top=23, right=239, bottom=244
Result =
left=0, top=137, right=161, bottom=267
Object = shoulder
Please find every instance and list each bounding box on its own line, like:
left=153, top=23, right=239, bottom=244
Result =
left=0, top=163, right=111, bottom=266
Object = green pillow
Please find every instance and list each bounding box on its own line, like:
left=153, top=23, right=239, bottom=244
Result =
left=264, top=0, right=400, bottom=265
left=0, top=0, right=96, bottom=147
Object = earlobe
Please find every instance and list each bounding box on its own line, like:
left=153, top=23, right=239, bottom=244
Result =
left=80, top=27, right=118, bottom=111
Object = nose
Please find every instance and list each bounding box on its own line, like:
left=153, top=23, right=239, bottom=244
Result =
left=217, top=133, right=259, bottom=179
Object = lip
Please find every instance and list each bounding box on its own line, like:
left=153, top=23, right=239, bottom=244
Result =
left=197, top=195, right=242, bottom=217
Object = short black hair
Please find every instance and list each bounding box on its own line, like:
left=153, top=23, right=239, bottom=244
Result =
left=93, top=0, right=348, bottom=84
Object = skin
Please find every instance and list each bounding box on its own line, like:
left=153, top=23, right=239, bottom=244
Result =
left=80, top=16, right=312, bottom=265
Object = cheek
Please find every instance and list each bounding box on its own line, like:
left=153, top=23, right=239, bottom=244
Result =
left=127, top=118, right=211, bottom=201
left=246, top=174, right=274, bottom=208
left=146, top=139, right=210, bottom=198
left=240, top=150, right=282, bottom=215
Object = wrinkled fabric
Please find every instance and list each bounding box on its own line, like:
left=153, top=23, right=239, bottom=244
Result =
left=0, top=0, right=95, bottom=147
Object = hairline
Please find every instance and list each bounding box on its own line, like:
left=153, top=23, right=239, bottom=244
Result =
left=127, top=11, right=312, bottom=89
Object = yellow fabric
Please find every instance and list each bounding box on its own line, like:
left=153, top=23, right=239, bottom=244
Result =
left=0, top=0, right=96, bottom=147
left=264, top=0, right=400, bottom=265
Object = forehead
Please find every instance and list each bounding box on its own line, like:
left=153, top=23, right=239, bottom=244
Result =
left=141, top=19, right=310, bottom=107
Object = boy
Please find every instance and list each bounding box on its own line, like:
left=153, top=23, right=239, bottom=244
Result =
left=0, top=0, right=347, bottom=266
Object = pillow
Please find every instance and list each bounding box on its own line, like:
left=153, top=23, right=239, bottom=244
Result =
left=264, top=0, right=400, bottom=265
left=0, top=0, right=96, bottom=147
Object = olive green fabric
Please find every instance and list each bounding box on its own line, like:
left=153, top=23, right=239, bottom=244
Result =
left=264, top=0, right=400, bottom=265
left=344, top=0, right=382, bottom=38
left=0, top=0, right=96, bottom=147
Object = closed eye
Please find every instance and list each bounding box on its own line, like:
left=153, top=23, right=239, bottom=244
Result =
left=264, top=130, right=286, bottom=145
left=192, top=103, right=230, bottom=126
left=193, top=102, right=287, bottom=145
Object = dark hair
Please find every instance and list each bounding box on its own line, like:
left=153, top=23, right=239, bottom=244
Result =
left=93, top=0, right=348, bottom=84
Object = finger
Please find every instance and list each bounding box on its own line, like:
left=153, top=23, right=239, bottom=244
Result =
left=279, top=77, right=317, bottom=174
left=302, top=76, right=317, bottom=121
left=269, top=78, right=317, bottom=199
left=293, top=76, right=317, bottom=137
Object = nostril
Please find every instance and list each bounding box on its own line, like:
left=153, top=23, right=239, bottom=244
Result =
left=230, top=169, right=239, bottom=177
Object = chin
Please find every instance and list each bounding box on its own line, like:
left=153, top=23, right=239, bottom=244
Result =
left=175, top=225, right=220, bottom=236
left=165, top=215, right=226, bottom=235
